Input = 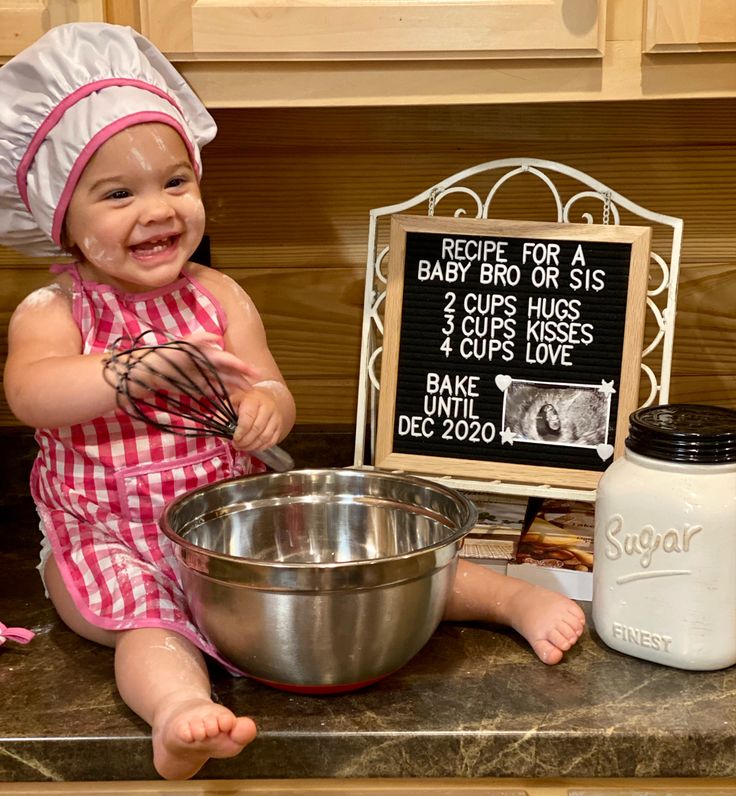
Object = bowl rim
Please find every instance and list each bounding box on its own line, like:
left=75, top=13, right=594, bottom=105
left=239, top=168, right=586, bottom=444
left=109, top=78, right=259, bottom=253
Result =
left=158, top=466, right=478, bottom=573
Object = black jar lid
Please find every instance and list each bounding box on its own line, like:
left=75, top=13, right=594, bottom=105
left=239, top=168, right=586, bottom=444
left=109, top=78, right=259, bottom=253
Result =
left=626, top=404, right=736, bottom=463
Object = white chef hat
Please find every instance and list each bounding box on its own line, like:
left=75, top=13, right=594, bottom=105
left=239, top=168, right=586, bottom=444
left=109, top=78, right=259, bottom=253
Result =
left=0, top=22, right=217, bottom=257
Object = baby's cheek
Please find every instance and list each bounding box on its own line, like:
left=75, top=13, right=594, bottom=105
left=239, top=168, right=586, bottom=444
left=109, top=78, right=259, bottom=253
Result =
left=81, top=234, right=121, bottom=268
left=180, top=194, right=206, bottom=226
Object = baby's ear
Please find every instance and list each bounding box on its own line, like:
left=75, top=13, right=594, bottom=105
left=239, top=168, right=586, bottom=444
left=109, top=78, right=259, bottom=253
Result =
left=59, top=224, right=72, bottom=250
left=59, top=225, right=80, bottom=259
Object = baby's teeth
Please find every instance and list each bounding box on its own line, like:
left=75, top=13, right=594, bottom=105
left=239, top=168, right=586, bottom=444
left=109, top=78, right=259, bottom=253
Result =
left=136, top=237, right=170, bottom=253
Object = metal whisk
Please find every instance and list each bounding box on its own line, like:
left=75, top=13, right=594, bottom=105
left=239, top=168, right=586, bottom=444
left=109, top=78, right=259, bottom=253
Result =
left=103, top=331, right=294, bottom=472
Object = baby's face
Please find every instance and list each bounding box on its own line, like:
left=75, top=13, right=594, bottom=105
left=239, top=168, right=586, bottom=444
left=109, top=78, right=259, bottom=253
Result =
left=64, top=123, right=206, bottom=293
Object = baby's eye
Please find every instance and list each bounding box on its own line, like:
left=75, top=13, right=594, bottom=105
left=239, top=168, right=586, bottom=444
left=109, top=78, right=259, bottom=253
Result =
left=105, top=189, right=131, bottom=201
left=166, top=176, right=189, bottom=189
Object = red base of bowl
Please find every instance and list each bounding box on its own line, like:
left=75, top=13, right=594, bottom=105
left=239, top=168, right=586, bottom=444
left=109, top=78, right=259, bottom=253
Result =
left=249, top=673, right=391, bottom=694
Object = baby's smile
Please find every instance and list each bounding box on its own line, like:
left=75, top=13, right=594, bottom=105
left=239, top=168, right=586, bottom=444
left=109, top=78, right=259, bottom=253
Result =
left=129, top=234, right=180, bottom=259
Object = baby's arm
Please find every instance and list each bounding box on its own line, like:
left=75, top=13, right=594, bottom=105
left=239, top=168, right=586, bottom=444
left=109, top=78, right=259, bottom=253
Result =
left=4, top=284, right=120, bottom=428
left=192, top=265, right=295, bottom=451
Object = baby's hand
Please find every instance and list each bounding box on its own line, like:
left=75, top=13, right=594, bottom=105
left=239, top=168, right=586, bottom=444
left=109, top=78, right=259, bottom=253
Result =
left=231, top=384, right=284, bottom=451
left=112, top=332, right=260, bottom=399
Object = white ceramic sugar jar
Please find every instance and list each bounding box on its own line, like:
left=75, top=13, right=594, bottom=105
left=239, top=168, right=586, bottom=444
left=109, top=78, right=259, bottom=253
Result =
left=593, top=404, right=736, bottom=670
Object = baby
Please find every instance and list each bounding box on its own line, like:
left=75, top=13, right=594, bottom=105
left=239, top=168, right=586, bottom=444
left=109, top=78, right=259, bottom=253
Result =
left=0, top=23, right=583, bottom=780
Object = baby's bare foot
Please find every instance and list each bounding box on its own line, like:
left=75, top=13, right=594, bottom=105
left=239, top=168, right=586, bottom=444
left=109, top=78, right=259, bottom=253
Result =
left=507, top=583, right=585, bottom=664
left=152, top=698, right=257, bottom=779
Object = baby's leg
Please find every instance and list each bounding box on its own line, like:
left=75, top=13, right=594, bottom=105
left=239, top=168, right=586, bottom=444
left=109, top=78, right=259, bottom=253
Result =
left=115, top=628, right=257, bottom=779
left=45, top=555, right=117, bottom=646
left=45, top=556, right=255, bottom=778
left=444, top=559, right=585, bottom=664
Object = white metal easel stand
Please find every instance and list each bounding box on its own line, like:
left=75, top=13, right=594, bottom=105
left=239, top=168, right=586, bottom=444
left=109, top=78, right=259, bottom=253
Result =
left=353, top=157, right=684, bottom=502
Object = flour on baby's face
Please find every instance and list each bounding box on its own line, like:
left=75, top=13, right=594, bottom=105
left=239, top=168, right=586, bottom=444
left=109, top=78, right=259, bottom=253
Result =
left=80, top=234, right=119, bottom=269
left=63, top=123, right=206, bottom=292
left=129, top=145, right=154, bottom=172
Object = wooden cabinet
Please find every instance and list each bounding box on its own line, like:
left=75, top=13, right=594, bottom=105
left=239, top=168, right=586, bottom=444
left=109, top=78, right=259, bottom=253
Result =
left=5, top=2, right=733, bottom=104
left=111, top=0, right=735, bottom=106
left=644, top=0, right=736, bottom=52
left=0, top=0, right=105, bottom=58
left=138, top=0, right=606, bottom=60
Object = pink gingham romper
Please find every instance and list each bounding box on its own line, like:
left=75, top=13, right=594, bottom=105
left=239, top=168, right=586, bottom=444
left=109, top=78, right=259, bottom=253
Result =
left=31, top=263, right=264, bottom=672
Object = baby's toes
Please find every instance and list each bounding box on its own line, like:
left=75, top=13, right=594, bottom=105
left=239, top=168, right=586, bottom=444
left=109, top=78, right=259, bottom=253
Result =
left=176, top=719, right=196, bottom=744
left=558, top=618, right=584, bottom=641
left=203, top=715, right=225, bottom=738
left=547, top=627, right=575, bottom=651
left=230, top=717, right=258, bottom=745
left=216, top=711, right=236, bottom=735
left=185, top=718, right=209, bottom=743
left=534, top=638, right=564, bottom=665
left=566, top=604, right=586, bottom=625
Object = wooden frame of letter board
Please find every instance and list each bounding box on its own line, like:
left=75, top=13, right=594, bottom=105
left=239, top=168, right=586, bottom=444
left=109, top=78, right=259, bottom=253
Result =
left=375, top=215, right=651, bottom=490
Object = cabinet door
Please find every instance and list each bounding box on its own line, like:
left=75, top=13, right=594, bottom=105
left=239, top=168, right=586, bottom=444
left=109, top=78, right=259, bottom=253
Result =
left=0, top=0, right=105, bottom=58
left=139, top=0, right=606, bottom=60
left=644, top=0, right=736, bottom=52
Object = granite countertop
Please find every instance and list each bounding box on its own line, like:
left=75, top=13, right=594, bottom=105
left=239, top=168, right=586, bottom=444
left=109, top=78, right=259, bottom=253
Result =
left=2, top=431, right=736, bottom=783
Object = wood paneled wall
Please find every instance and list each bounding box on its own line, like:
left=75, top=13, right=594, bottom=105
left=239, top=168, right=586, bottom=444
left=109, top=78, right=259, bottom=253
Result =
left=1, top=99, right=734, bottom=428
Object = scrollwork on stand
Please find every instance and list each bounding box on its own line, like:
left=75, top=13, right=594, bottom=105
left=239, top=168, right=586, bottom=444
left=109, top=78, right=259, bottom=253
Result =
left=563, top=191, right=620, bottom=225
left=429, top=186, right=484, bottom=219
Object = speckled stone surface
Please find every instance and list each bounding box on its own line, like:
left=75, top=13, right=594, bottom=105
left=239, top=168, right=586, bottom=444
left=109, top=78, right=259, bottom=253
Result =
left=2, top=429, right=736, bottom=782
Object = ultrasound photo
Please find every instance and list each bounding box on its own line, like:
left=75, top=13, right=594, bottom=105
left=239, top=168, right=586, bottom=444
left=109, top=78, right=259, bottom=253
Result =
left=503, top=381, right=610, bottom=447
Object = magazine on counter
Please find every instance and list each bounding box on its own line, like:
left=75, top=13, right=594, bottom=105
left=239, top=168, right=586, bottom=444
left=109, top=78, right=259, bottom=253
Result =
left=459, top=493, right=529, bottom=573
left=506, top=498, right=595, bottom=600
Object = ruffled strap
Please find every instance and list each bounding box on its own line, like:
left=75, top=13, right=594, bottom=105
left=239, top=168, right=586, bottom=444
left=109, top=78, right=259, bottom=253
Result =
left=49, top=261, right=81, bottom=282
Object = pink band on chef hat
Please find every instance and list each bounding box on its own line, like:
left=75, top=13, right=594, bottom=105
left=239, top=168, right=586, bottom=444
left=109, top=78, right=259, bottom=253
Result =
left=50, top=110, right=198, bottom=246
left=17, top=78, right=187, bottom=210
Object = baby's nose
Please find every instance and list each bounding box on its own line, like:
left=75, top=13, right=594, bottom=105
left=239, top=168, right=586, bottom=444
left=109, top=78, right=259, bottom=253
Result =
left=141, top=195, right=175, bottom=223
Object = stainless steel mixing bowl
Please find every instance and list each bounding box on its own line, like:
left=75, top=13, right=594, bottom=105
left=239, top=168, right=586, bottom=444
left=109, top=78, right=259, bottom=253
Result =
left=160, top=468, right=477, bottom=692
